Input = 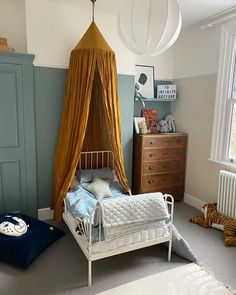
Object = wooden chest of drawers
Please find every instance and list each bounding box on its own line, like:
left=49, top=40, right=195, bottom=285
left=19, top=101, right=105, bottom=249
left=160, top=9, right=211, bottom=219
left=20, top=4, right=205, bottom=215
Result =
left=132, top=133, right=187, bottom=201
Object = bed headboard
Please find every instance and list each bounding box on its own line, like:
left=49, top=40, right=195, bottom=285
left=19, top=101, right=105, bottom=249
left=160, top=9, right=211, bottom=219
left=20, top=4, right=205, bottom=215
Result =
left=78, top=151, right=114, bottom=170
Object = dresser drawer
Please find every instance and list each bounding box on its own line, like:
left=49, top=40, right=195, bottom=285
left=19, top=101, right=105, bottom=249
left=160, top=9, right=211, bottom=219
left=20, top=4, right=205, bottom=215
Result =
left=143, top=160, right=185, bottom=174
left=143, top=135, right=186, bottom=148
left=142, top=172, right=185, bottom=191
left=143, top=148, right=186, bottom=161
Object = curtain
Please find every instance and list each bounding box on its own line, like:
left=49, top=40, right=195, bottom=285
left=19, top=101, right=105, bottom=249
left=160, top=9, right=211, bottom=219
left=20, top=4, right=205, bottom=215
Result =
left=52, top=22, right=130, bottom=221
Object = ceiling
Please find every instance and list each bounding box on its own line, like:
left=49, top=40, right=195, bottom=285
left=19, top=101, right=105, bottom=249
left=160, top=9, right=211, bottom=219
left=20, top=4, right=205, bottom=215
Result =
left=63, top=0, right=236, bottom=28
left=178, top=0, right=236, bottom=27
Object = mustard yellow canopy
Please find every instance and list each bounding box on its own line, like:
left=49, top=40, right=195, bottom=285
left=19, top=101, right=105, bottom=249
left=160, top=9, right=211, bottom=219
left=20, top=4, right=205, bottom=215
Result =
left=52, top=22, right=130, bottom=220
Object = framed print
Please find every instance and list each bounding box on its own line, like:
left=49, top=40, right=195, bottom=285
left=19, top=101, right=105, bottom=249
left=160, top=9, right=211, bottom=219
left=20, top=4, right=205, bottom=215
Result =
left=135, top=65, right=154, bottom=99
left=134, top=117, right=146, bottom=134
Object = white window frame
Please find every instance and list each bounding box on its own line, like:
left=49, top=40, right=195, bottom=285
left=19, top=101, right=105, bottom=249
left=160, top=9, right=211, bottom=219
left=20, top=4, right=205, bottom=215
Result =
left=210, top=22, right=236, bottom=165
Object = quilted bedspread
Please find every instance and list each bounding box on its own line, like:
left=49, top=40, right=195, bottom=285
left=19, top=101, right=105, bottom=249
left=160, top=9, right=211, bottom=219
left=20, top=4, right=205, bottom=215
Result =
left=99, top=193, right=169, bottom=241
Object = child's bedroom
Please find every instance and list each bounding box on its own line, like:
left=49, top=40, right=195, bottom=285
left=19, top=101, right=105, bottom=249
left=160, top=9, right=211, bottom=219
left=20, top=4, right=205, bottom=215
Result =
left=0, top=0, right=236, bottom=294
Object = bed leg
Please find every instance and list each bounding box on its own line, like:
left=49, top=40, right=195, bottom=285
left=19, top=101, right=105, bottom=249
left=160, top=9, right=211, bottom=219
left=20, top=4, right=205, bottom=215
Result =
left=168, top=239, right=172, bottom=262
left=88, top=259, right=92, bottom=287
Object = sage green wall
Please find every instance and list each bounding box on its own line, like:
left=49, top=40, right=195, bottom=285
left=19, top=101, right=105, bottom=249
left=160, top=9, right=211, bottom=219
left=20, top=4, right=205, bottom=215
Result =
left=34, top=67, right=66, bottom=209
left=34, top=66, right=134, bottom=208
left=134, top=81, right=172, bottom=119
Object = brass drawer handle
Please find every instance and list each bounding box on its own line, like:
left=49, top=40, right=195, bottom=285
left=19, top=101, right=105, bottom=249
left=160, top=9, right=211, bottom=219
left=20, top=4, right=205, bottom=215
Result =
left=148, top=179, right=154, bottom=184
left=148, top=166, right=153, bottom=170
left=149, top=153, right=155, bottom=157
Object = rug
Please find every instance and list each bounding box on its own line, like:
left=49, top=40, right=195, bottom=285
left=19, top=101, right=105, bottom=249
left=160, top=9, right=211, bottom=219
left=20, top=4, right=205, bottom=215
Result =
left=97, top=263, right=235, bottom=295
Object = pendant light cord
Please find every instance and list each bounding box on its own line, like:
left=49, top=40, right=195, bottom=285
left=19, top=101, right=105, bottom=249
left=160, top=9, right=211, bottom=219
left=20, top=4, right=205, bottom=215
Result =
left=90, top=0, right=96, bottom=21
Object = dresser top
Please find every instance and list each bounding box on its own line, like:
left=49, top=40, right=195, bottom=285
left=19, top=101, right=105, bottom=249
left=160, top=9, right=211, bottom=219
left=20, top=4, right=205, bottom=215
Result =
left=136, top=133, right=187, bottom=137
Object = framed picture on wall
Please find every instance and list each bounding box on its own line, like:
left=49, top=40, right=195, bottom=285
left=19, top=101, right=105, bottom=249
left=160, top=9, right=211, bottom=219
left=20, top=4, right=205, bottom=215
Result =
left=135, top=65, right=154, bottom=100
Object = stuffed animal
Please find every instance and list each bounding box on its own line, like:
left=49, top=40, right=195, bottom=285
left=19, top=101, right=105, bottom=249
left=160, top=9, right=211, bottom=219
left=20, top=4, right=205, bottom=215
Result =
left=190, top=203, right=236, bottom=246
left=164, top=114, right=176, bottom=132
left=157, top=120, right=169, bottom=133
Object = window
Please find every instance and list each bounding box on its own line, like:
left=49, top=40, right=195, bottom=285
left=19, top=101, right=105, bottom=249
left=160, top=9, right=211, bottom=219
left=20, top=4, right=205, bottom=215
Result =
left=227, top=62, right=236, bottom=162
left=210, top=23, right=236, bottom=165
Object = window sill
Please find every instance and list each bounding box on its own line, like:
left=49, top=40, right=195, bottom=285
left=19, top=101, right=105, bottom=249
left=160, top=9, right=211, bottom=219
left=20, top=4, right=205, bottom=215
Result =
left=208, top=158, right=236, bottom=170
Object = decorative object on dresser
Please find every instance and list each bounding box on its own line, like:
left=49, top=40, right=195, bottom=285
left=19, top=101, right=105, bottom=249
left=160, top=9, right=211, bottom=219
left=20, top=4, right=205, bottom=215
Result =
left=141, top=109, right=158, bottom=133
left=139, top=120, right=148, bottom=134
left=133, top=117, right=146, bottom=134
left=164, top=113, right=176, bottom=133
left=132, top=133, right=187, bottom=201
left=157, top=120, right=169, bottom=133
left=157, top=114, right=176, bottom=133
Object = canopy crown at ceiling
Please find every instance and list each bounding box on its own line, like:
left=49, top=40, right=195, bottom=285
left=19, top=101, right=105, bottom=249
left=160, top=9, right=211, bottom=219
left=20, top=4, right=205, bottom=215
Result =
left=73, top=21, right=114, bottom=53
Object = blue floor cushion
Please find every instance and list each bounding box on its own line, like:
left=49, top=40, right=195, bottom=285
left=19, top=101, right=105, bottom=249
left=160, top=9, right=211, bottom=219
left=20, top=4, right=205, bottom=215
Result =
left=0, top=213, right=64, bottom=268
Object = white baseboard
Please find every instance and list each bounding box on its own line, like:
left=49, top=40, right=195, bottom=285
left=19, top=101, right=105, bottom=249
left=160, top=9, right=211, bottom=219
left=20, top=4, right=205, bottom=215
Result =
left=184, top=193, right=205, bottom=211
left=38, top=208, right=54, bottom=220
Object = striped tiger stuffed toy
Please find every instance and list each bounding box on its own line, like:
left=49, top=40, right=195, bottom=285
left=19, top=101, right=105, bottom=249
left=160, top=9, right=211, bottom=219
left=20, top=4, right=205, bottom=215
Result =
left=190, top=203, right=236, bottom=246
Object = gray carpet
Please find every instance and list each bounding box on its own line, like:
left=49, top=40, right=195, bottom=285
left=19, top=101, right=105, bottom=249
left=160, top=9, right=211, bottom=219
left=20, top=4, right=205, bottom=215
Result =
left=0, top=203, right=235, bottom=295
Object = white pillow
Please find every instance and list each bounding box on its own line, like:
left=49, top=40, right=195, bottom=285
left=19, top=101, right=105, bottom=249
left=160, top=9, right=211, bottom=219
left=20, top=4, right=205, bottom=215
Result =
left=86, top=177, right=113, bottom=200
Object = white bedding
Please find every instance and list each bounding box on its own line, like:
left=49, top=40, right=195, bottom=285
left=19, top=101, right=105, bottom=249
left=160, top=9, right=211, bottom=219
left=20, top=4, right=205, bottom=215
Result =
left=65, top=209, right=169, bottom=254
left=92, top=224, right=169, bottom=253
left=99, top=192, right=169, bottom=241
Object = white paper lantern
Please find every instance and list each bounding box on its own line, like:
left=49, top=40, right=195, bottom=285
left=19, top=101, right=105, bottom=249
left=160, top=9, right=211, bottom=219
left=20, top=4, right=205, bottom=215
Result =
left=117, top=0, right=182, bottom=56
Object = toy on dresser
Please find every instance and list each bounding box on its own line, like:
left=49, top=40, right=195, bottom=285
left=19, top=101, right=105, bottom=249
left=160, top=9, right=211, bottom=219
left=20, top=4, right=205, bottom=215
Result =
left=157, top=113, right=176, bottom=133
left=190, top=203, right=236, bottom=246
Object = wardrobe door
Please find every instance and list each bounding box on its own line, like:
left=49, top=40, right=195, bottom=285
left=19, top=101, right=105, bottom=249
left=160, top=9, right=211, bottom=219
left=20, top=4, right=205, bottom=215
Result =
left=0, top=54, right=37, bottom=217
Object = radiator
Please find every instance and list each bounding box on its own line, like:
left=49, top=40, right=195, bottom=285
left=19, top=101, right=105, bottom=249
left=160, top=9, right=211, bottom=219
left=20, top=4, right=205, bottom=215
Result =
left=217, top=170, right=236, bottom=219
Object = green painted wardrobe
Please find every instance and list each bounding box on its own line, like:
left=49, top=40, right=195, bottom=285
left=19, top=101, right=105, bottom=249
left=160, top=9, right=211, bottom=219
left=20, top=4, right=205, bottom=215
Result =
left=0, top=52, right=37, bottom=217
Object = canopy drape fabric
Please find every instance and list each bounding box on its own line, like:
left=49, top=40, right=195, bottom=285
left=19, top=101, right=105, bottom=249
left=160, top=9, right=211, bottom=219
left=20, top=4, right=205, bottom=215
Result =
left=52, top=22, right=130, bottom=221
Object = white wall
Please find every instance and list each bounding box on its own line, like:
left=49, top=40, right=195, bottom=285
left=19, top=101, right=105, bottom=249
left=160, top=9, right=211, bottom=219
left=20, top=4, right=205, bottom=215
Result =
left=136, top=48, right=174, bottom=80
left=172, top=25, right=221, bottom=79
left=0, top=0, right=27, bottom=53
left=25, top=0, right=135, bottom=74
left=171, top=23, right=236, bottom=206
left=24, top=0, right=173, bottom=78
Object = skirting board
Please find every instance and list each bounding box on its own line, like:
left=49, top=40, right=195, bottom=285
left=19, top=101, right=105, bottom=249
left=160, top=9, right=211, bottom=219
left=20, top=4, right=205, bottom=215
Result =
left=38, top=208, right=54, bottom=220
left=184, top=193, right=205, bottom=211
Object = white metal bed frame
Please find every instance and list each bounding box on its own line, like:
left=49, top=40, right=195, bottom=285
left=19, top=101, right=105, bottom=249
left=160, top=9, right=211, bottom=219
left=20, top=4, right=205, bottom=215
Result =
left=63, top=151, right=174, bottom=286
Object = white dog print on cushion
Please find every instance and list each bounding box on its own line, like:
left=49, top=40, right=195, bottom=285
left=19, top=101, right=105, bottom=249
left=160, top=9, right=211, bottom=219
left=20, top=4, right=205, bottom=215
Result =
left=0, top=215, right=28, bottom=237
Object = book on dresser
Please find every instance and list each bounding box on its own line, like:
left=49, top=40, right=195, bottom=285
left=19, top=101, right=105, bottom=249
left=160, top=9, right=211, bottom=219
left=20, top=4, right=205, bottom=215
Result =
left=132, top=133, right=187, bottom=201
